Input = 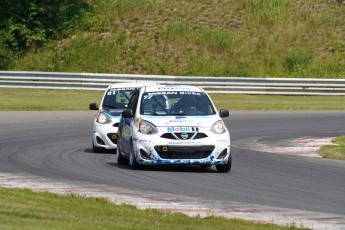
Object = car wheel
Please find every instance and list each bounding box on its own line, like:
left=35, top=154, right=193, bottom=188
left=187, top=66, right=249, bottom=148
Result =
left=92, top=141, right=105, bottom=153
left=215, top=154, right=232, bottom=173
left=116, top=146, right=128, bottom=165
left=129, top=141, right=140, bottom=170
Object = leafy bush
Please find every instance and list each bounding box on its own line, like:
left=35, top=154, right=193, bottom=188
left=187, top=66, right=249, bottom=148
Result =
left=284, top=49, right=313, bottom=72
left=0, top=0, right=90, bottom=69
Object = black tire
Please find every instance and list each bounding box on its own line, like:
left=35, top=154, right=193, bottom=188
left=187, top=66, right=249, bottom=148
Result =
left=216, top=154, right=232, bottom=173
left=116, top=146, right=128, bottom=165
left=129, top=142, right=140, bottom=170
left=92, top=142, right=105, bottom=153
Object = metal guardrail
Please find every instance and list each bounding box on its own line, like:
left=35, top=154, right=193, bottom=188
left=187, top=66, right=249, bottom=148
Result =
left=0, top=71, right=345, bottom=95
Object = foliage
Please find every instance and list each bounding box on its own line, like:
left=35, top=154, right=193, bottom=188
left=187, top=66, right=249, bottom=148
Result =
left=0, top=0, right=90, bottom=69
left=2, top=0, right=345, bottom=78
left=284, top=49, right=313, bottom=72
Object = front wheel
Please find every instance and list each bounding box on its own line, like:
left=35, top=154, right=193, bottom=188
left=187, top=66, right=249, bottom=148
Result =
left=116, top=146, right=128, bottom=165
left=129, top=142, right=141, bottom=170
left=216, top=154, right=232, bottom=173
left=92, top=141, right=105, bottom=153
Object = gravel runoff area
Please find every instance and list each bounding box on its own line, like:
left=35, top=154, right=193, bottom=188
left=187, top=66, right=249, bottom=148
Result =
left=232, top=136, right=336, bottom=158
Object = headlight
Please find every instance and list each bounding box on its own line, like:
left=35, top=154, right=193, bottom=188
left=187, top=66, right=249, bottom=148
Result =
left=139, top=120, right=158, bottom=134
left=210, top=120, right=226, bottom=134
left=97, top=113, right=111, bottom=124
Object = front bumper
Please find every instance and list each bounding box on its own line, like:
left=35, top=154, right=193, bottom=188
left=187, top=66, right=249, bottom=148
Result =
left=92, top=121, right=119, bottom=149
left=132, top=131, right=230, bottom=165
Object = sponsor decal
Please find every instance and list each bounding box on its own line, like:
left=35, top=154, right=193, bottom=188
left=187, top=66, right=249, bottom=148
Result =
left=157, top=86, right=191, bottom=90
left=169, top=119, right=194, bottom=123
left=168, top=141, right=202, bottom=145
left=167, top=127, right=199, bottom=132
left=179, top=92, right=201, bottom=95
left=107, top=88, right=137, bottom=95
left=143, top=91, right=177, bottom=100
left=143, top=91, right=202, bottom=99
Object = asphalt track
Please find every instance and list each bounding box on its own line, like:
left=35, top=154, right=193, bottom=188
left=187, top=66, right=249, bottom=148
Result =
left=0, top=111, right=345, bottom=225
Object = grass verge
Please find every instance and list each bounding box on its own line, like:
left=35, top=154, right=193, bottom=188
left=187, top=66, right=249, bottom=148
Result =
left=0, top=187, right=304, bottom=230
left=319, top=136, right=345, bottom=160
left=0, top=88, right=344, bottom=111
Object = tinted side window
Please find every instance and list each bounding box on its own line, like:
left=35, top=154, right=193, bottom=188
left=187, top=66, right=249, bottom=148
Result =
left=127, top=90, right=140, bottom=114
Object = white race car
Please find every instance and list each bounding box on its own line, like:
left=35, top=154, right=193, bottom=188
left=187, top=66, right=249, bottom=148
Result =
left=117, top=85, right=231, bottom=172
left=89, top=82, right=158, bottom=153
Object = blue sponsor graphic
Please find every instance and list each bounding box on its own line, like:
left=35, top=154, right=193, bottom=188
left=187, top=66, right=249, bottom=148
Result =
left=167, top=127, right=199, bottom=132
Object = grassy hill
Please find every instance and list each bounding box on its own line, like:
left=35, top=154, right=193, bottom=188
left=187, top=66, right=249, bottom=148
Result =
left=6, top=0, right=345, bottom=78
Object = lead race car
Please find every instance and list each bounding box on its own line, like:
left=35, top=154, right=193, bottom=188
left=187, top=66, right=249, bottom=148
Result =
left=117, top=85, right=231, bottom=172
left=89, top=82, right=158, bottom=153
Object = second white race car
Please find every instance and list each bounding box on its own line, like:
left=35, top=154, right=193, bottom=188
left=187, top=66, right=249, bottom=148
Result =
left=89, top=82, right=158, bottom=152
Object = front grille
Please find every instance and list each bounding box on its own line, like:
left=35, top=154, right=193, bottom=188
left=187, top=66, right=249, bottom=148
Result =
left=160, top=132, right=208, bottom=140
left=154, top=145, right=214, bottom=159
left=161, top=133, right=175, bottom=140
left=174, top=132, right=194, bottom=140
left=194, top=133, right=208, bottom=139
left=107, top=133, right=117, bottom=144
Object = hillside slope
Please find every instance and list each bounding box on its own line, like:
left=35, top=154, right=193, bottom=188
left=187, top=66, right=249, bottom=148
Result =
left=6, top=0, right=345, bottom=78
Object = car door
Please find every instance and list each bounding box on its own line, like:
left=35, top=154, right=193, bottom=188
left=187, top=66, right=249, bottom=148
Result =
left=120, top=90, right=140, bottom=155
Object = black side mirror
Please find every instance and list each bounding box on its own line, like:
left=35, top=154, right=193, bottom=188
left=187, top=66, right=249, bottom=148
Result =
left=122, top=109, right=134, bottom=118
left=219, top=109, right=229, bottom=118
left=89, top=103, right=99, bottom=110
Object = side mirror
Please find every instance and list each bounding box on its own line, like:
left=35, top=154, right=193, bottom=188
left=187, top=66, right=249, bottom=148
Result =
left=89, top=103, right=99, bottom=110
left=122, top=109, right=134, bottom=118
left=219, top=109, right=229, bottom=118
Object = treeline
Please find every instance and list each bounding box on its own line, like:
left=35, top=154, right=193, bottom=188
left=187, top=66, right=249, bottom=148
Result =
left=0, top=0, right=89, bottom=69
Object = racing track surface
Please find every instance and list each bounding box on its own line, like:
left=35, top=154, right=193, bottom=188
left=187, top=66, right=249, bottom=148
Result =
left=0, top=111, right=345, bottom=223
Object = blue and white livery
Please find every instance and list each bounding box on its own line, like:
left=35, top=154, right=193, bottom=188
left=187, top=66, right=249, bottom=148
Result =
left=117, top=85, right=231, bottom=172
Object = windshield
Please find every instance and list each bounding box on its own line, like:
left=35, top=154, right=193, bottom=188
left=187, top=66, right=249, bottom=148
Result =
left=102, top=88, right=138, bottom=109
left=140, top=91, right=216, bottom=116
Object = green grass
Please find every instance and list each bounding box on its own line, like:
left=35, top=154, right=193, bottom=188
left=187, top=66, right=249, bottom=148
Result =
left=319, top=136, right=345, bottom=160
left=0, top=88, right=102, bottom=111
left=0, top=187, right=304, bottom=230
left=5, top=0, right=345, bottom=78
left=0, top=88, right=344, bottom=111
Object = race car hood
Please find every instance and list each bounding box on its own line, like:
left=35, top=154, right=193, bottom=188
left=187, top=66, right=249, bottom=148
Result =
left=103, top=108, right=124, bottom=117
left=140, top=115, right=221, bottom=128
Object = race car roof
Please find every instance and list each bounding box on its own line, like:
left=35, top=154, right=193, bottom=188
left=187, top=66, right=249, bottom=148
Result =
left=144, top=85, right=203, bottom=93
left=109, top=82, right=158, bottom=89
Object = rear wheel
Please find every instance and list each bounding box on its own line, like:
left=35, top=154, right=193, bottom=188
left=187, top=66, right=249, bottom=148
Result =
left=116, top=146, right=128, bottom=165
left=129, top=142, right=140, bottom=170
left=216, top=154, right=232, bottom=173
